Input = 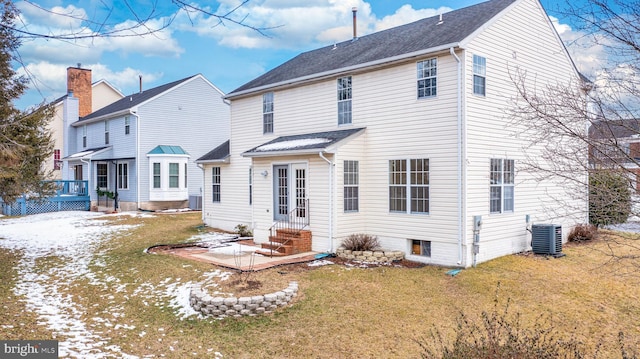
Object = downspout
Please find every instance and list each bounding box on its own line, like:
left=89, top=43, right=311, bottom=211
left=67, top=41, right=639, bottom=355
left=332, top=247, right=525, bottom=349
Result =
left=197, top=163, right=205, bottom=222
left=450, top=46, right=464, bottom=266
left=130, top=110, right=141, bottom=209
left=319, top=151, right=334, bottom=253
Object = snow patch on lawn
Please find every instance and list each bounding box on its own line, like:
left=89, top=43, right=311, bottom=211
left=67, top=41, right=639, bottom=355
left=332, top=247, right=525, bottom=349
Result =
left=0, top=211, right=224, bottom=358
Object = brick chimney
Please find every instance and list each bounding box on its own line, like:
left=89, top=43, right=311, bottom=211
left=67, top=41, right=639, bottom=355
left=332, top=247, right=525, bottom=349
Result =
left=66, top=65, right=92, bottom=117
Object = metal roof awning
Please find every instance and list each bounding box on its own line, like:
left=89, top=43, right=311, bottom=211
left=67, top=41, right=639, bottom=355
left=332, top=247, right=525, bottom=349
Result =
left=62, top=146, right=111, bottom=161
left=242, top=128, right=365, bottom=158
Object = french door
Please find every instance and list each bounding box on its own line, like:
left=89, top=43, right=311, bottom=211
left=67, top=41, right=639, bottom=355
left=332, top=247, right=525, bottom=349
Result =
left=273, top=163, right=307, bottom=221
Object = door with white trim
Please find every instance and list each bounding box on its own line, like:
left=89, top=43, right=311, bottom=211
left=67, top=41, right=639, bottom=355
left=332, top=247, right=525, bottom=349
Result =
left=273, top=163, right=307, bottom=221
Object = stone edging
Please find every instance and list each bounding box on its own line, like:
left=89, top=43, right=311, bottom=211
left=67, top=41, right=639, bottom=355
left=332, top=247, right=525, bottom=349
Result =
left=335, top=248, right=404, bottom=263
left=189, top=281, right=298, bottom=318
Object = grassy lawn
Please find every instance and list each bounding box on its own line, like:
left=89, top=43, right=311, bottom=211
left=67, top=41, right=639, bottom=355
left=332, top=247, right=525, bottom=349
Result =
left=1, top=212, right=639, bottom=358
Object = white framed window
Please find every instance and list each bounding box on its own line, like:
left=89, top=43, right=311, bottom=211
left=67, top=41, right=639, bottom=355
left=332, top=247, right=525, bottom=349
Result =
left=417, top=58, right=437, bottom=98
left=263, top=92, right=274, bottom=134
left=389, top=159, right=429, bottom=214
left=473, top=55, right=486, bottom=96
left=125, top=116, right=130, bottom=135
left=54, top=149, right=61, bottom=170
left=169, top=163, right=179, bottom=188
left=344, top=160, right=359, bottom=212
left=117, top=162, right=129, bottom=190
left=411, top=239, right=431, bottom=257
left=104, top=120, right=110, bottom=145
left=490, top=159, right=515, bottom=213
left=212, top=167, right=221, bottom=202
left=82, top=125, right=87, bottom=148
left=184, top=163, right=188, bottom=188
left=96, top=163, right=108, bottom=189
left=153, top=163, right=161, bottom=188
left=337, top=76, right=352, bottom=125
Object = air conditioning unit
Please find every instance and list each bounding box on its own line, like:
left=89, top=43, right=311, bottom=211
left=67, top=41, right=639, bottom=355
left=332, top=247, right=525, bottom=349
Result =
left=531, top=224, right=564, bottom=257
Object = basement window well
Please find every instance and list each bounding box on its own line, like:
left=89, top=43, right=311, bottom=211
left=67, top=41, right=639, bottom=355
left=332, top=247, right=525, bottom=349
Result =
left=411, top=240, right=431, bottom=257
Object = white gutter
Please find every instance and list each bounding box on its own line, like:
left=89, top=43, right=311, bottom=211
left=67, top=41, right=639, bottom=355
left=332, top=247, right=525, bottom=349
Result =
left=71, top=108, right=133, bottom=127
left=227, top=43, right=460, bottom=99
left=450, top=47, right=464, bottom=266
left=318, top=151, right=334, bottom=253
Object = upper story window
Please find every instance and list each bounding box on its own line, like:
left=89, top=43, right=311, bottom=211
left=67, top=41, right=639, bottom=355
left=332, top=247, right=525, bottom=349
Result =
left=337, top=76, right=352, bottom=125
left=53, top=149, right=61, bottom=170
left=82, top=125, right=87, bottom=148
left=473, top=55, right=486, bottom=96
left=417, top=58, right=437, bottom=98
left=263, top=92, right=274, bottom=134
left=104, top=120, right=110, bottom=145
left=125, top=116, right=130, bottom=135
left=490, top=159, right=514, bottom=213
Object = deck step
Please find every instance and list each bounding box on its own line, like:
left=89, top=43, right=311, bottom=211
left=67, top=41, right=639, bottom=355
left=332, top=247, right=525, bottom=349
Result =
left=260, top=242, right=294, bottom=255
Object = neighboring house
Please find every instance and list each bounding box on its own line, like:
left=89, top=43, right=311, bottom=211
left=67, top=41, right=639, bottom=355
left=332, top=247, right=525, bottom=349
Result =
left=46, top=66, right=124, bottom=179
left=62, top=74, right=229, bottom=211
left=589, top=119, right=640, bottom=191
left=197, top=0, right=587, bottom=267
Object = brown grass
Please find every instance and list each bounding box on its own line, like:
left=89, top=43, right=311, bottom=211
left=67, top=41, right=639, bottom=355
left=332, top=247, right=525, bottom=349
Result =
left=1, top=212, right=639, bottom=358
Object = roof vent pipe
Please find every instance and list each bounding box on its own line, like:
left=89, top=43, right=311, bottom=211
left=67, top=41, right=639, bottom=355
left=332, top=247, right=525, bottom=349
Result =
left=139, top=75, right=143, bottom=93
left=352, top=7, right=358, bottom=40
left=437, top=13, right=443, bottom=25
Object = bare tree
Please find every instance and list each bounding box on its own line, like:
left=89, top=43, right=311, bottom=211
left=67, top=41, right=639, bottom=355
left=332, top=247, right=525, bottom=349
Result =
left=508, top=0, right=640, bottom=270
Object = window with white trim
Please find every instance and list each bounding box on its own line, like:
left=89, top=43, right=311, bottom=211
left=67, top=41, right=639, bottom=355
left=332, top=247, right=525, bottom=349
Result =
left=263, top=92, right=274, bottom=134
left=117, top=163, right=128, bottom=190
left=473, top=55, right=486, bottom=96
left=212, top=167, right=221, bottom=203
left=169, top=163, right=179, bottom=188
left=249, top=167, right=253, bottom=205
left=125, top=116, right=130, bottom=135
left=184, top=163, right=188, bottom=188
left=97, top=163, right=108, bottom=189
left=417, top=58, right=437, bottom=98
left=490, top=159, right=515, bottom=213
left=344, top=160, right=359, bottom=212
left=54, top=149, right=61, bottom=170
left=389, top=159, right=429, bottom=213
left=153, top=163, right=161, bottom=188
left=82, top=125, right=87, bottom=148
left=104, top=120, right=109, bottom=145
left=337, top=76, right=352, bottom=125
left=411, top=239, right=431, bottom=257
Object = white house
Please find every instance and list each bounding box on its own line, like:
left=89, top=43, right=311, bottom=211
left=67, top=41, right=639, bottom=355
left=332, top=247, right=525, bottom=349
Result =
left=63, top=74, right=230, bottom=211
left=198, top=0, right=587, bottom=267
left=46, top=67, right=124, bottom=179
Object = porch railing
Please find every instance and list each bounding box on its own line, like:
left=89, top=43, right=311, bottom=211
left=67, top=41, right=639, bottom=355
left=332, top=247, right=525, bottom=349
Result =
left=268, top=199, right=309, bottom=256
left=1, top=180, right=90, bottom=216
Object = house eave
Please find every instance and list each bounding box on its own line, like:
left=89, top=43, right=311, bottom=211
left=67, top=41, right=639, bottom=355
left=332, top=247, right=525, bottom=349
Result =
left=242, top=148, right=336, bottom=158
left=195, top=157, right=230, bottom=164
left=226, top=43, right=460, bottom=100
left=71, top=109, right=134, bottom=126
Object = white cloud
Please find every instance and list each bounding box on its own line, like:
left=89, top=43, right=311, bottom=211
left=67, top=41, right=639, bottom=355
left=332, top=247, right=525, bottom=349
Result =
left=16, top=2, right=88, bottom=28
left=16, top=62, right=161, bottom=102
left=177, top=0, right=449, bottom=49
left=374, top=4, right=451, bottom=32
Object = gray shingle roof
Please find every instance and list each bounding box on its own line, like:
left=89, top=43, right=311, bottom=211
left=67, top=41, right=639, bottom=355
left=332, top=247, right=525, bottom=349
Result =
left=229, top=0, right=516, bottom=96
left=243, top=128, right=365, bottom=157
left=79, top=75, right=197, bottom=121
left=197, top=140, right=230, bottom=162
left=589, top=119, right=640, bottom=139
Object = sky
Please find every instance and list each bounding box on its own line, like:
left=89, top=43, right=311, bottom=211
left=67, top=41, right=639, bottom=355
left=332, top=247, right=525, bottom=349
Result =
left=10, top=0, right=600, bottom=110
